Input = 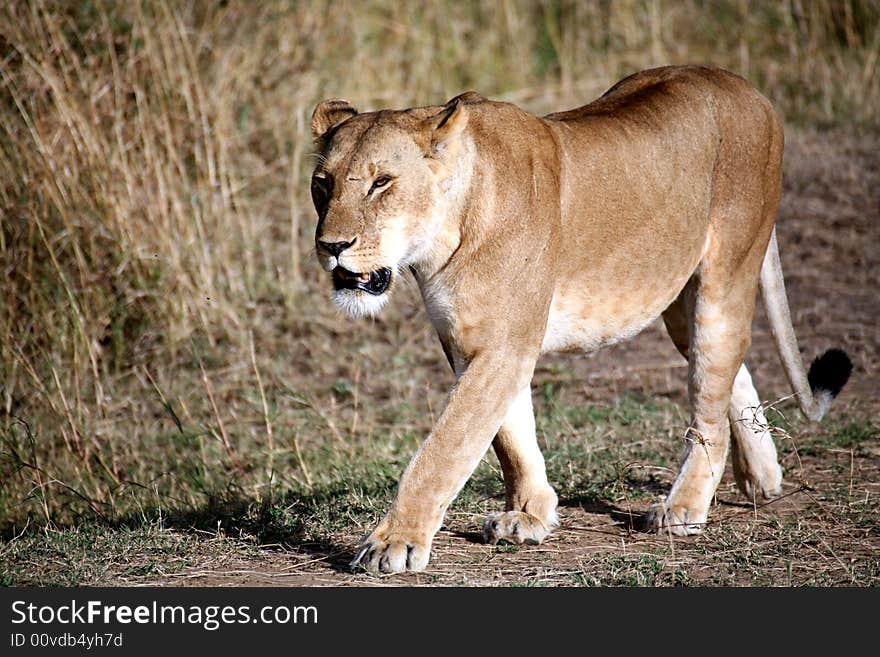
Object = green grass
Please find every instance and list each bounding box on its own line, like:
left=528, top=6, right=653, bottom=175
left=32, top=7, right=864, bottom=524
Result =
left=817, top=419, right=879, bottom=451
left=0, top=522, right=253, bottom=587
left=772, top=407, right=880, bottom=457
left=570, top=555, right=688, bottom=587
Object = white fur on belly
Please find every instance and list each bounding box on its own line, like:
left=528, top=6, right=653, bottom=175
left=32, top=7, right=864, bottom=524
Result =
left=540, top=306, right=655, bottom=354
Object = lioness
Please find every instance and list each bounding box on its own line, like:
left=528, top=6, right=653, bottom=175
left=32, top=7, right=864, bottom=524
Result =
left=309, top=66, right=852, bottom=573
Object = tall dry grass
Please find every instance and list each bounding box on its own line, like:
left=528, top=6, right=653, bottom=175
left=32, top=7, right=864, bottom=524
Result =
left=1, top=0, right=878, bottom=530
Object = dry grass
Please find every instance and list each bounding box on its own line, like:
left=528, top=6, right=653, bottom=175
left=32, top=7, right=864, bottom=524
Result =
left=0, top=1, right=878, bottom=585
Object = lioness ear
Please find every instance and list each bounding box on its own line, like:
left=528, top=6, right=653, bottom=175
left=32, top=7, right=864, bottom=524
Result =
left=311, top=99, right=358, bottom=141
left=429, top=97, right=470, bottom=155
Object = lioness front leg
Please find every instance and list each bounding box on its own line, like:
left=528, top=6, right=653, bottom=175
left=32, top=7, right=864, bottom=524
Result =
left=484, top=385, right=558, bottom=545
left=352, top=354, right=536, bottom=573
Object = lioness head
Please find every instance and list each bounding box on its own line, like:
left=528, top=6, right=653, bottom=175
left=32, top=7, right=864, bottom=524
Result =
left=309, top=94, right=480, bottom=317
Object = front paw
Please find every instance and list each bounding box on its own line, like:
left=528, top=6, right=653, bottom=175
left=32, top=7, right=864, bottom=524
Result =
left=351, top=531, right=431, bottom=574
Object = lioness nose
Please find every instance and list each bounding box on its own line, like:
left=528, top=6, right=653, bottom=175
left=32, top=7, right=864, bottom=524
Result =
left=317, top=238, right=356, bottom=257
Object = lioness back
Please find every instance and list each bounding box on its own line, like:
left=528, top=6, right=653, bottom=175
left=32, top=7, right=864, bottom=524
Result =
left=535, top=66, right=784, bottom=353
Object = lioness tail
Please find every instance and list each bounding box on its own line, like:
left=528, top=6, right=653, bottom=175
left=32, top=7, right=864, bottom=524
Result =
left=759, top=228, right=853, bottom=421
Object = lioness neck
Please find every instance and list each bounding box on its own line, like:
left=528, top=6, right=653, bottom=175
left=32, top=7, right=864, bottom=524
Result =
left=411, top=135, right=480, bottom=282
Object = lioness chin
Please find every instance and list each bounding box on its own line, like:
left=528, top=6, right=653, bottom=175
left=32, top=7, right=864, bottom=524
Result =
left=309, top=66, right=852, bottom=574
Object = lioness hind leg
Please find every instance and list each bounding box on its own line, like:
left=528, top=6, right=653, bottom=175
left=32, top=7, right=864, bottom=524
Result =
left=662, top=292, right=783, bottom=505
left=728, top=365, right=783, bottom=501
left=484, top=385, right=558, bottom=545
left=647, top=275, right=759, bottom=535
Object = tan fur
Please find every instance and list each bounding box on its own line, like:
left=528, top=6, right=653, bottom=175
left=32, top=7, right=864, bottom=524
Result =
left=310, top=66, right=816, bottom=573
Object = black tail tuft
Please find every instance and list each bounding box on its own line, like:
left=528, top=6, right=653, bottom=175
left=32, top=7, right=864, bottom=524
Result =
left=807, top=348, right=853, bottom=398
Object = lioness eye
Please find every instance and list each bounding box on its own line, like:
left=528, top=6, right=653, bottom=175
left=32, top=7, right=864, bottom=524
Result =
left=370, top=175, right=392, bottom=193
left=311, top=174, right=332, bottom=211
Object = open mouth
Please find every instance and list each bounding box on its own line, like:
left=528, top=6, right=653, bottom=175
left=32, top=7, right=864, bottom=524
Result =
left=332, top=266, right=392, bottom=295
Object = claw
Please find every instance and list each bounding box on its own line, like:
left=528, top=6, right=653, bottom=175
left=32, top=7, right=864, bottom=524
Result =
left=350, top=535, right=430, bottom=574
left=350, top=542, right=372, bottom=570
